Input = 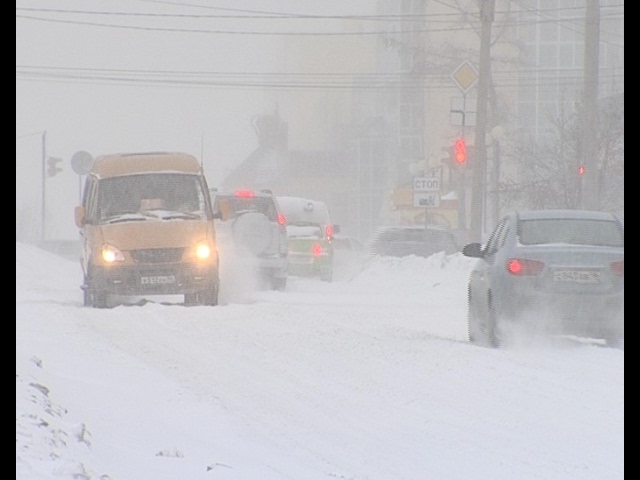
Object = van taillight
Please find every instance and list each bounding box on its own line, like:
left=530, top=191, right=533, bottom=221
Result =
left=312, top=243, right=323, bottom=256
left=277, top=213, right=286, bottom=226
left=507, top=258, right=545, bottom=275
left=325, top=225, right=334, bottom=238
left=610, top=260, right=624, bottom=276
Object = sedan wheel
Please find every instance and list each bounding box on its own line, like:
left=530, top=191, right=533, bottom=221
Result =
left=467, top=287, right=480, bottom=344
left=485, top=297, right=501, bottom=348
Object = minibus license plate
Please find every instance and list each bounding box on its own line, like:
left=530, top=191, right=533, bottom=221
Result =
left=141, top=275, right=176, bottom=285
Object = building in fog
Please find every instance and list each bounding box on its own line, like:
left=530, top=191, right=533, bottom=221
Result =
left=223, top=0, right=624, bottom=243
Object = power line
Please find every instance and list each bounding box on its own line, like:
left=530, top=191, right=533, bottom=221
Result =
left=15, top=13, right=454, bottom=35
left=15, top=7, right=624, bottom=37
left=16, top=3, right=625, bottom=20
left=15, top=6, right=472, bottom=22
left=16, top=64, right=623, bottom=91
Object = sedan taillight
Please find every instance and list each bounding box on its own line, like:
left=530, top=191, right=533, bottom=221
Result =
left=507, top=258, right=545, bottom=276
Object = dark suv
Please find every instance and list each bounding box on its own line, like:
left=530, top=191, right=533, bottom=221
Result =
left=211, top=189, right=288, bottom=290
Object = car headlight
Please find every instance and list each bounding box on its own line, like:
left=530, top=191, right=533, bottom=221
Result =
left=101, top=244, right=125, bottom=263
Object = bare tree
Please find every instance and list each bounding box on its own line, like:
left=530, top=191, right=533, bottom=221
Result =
left=500, top=92, right=623, bottom=214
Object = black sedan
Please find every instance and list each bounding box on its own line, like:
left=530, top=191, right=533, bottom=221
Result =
left=462, top=209, right=624, bottom=348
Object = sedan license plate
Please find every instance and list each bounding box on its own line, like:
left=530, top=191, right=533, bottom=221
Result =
left=141, top=275, right=176, bottom=285
left=553, top=270, right=601, bottom=284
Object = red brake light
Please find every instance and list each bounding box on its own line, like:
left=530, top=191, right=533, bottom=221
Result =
left=312, top=243, right=323, bottom=256
left=507, top=258, right=545, bottom=276
left=325, top=225, right=334, bottom=238
left=610, top=260, right=624, bottom=276
left=234, top=189, right=254, bottom=198
left=277, top=213, right=286, bottom=226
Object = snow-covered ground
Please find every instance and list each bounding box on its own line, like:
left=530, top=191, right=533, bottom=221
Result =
left=16, top=242, right=624, bottom=479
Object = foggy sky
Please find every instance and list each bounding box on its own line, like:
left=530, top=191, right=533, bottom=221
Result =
left=16, top=1, right=374, bottom=239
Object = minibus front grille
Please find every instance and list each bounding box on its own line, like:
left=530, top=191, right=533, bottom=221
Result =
left=131, top=248, right=184, bottom=263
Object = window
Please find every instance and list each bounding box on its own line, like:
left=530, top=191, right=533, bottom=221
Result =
left=98, top=173, right=206, bottom=220
left=485, top=217, right=508, bottom=255
left=84, top=178, right=98, bottom=223
left=518, top=219, right=623, bottom=247
left=216, top=196, right=278, bottom=221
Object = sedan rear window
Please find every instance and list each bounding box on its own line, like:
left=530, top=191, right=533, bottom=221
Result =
left=518, top=219, right=623, bottom=247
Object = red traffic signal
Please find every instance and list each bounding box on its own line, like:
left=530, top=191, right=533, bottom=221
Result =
left=578, top=165, right=585, bottom=176
left=454, top=138, right=467, bottom=164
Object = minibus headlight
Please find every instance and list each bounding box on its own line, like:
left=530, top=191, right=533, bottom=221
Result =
left=195, top=241, right=212, bottom=260
left=101, top=244, right=124, bottom=263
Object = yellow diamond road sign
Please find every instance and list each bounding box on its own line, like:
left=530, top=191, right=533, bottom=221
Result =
left=451, top=60, right=478, bottom=93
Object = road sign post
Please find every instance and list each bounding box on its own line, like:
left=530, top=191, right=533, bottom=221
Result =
left=413, top=177, right=441, bottom=225
left=413, top=177, right=440, bottom=192
left=451, top=60, right=479, bottom=94
left=71, top=150, right=93, bottom=202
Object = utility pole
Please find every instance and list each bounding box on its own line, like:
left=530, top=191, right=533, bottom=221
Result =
left=451, top=107, right=467, bottom=233
left=470, top=0, right=494, bottom=242
left=582, top=0, right=600, bottom=210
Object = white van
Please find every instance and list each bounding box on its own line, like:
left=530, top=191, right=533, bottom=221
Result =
left=277, top=196, right=339, bottom=282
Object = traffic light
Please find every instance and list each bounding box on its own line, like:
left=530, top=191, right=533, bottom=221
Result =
left=578, top=164, right=585, bottom=176
left=47, top=157, right=63, bottom=177
left=454, top=138, right=467, bottom=165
